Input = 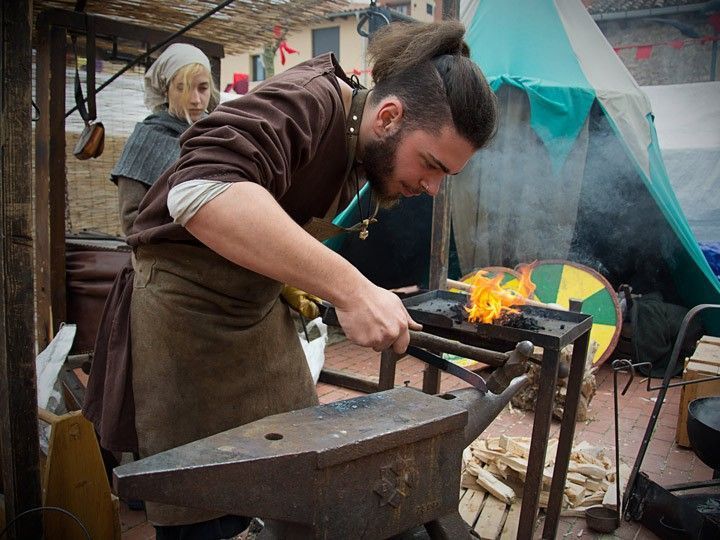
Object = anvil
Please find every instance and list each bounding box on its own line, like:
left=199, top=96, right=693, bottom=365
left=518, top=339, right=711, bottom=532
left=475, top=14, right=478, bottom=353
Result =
left=115, top=378, right=527, bottom=539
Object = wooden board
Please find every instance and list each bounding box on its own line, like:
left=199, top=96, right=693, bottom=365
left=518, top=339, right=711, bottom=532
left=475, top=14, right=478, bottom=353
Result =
left=475, top=496, right=508, bottom=540
left=460, top=488, right=524, bottom=540
left=676, top=337, right=720, bottom=447
left=499, top=499, right=522, bottom=540
left=458, top=489, right=484, bottom=527
left=42, top=411, right=120, bottom=540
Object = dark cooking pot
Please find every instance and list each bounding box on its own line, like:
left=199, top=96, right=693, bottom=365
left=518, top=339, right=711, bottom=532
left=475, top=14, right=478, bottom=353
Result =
left=687, top=396, right=720, bottom=472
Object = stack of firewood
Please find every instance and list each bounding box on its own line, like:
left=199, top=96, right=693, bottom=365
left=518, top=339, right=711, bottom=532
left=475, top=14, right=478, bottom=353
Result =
left=461, top=435, right=629, bottom=516
left=510, top=343, right=599, bottom=421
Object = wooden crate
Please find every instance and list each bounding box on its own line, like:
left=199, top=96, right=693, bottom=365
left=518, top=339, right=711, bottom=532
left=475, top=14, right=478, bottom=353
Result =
left=676, top=336, right=720, bottom=447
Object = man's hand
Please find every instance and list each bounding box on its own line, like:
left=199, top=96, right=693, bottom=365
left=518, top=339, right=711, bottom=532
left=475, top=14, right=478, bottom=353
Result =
left=334, top=285, right=422, bottom=354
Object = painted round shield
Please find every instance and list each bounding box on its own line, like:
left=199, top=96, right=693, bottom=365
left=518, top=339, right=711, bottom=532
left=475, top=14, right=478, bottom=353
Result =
left=520, top=260, right=621, bottom=366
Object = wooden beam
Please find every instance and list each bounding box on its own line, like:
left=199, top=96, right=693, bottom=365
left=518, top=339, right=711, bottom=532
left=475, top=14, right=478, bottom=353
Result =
left=424, top=181, right=452, bottom=395
left=38, top=9, right=224, bottom=60
left=49, top=25, right=68, bottom=342
left=1, top=1, right=43, bottom=537
left=34, top=11, right=52, bottom=349
left=422, top=0, right=460, bottom=397
left=318, top=369, right=378, bottom=394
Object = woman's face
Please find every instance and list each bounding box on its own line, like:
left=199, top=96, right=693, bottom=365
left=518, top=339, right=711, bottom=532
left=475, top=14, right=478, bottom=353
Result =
left=167, top=69, right=212, bottom=122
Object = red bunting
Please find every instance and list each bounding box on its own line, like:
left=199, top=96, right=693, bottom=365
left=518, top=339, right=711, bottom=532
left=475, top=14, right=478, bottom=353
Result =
left=709, top=13, right=720, bottom=33
left=635, top=45, right=653, bottom=60
left=271, top=25, right=298, bottom=65
left=669, top=39, right=684, bottom=49
left=278, top=41, right=298, bottom=65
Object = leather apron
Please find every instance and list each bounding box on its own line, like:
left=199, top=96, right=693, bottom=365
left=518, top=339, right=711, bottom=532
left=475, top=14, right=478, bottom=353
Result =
left=131, top=243, right=319, bottom=525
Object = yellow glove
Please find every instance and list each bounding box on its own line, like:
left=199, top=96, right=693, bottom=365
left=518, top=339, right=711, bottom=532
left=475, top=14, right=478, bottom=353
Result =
left=281, top=285, right=322, bottom=320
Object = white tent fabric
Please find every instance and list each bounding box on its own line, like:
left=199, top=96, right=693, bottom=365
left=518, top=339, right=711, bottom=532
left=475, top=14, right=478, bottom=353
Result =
left=643, top=82, right=720, bottom=242
left=555, top=0, right=652, bottom=176
left=643, top=82, right=720, bottom=151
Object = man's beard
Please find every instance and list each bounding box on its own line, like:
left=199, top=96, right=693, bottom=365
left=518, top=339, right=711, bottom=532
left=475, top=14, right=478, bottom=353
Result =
left=362, top=130, right=403, bottom=209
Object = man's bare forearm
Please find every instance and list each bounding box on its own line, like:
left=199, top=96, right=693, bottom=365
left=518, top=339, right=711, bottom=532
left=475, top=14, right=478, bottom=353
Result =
left=184, top=182, right=368, bottom=309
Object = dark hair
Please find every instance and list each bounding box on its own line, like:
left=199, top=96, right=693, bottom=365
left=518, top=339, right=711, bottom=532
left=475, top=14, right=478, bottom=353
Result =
left=367, top=21, right=497, bottom=149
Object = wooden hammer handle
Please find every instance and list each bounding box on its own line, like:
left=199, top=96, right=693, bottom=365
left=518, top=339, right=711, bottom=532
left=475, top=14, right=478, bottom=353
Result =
left=408, top=330, right=507, bottom=367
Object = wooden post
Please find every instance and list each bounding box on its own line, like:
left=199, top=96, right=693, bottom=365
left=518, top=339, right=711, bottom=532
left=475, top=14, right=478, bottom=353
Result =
left=424, top=182, right=452, bottom=396
left=0, top=1, right=44, bottom=537
left=34, top=13, right=68, bottom=350
left=422, top=1, right=461, bottom=395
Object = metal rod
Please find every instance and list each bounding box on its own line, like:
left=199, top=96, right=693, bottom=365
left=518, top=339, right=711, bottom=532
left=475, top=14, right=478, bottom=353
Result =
left=378, top=349, right=400, bottom=391
left=65, top=0, right=237, bottom=118
left=612, top=359, right=634, bottom=523
left=317, top=369, right=379, bottom=394
left=408, top=330, right=508, bottom=366
left=646, top=372, right=720, bottom=391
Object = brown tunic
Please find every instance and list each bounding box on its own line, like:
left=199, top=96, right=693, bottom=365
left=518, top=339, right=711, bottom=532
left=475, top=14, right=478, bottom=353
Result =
left=84, top=54, right=364, bottom=525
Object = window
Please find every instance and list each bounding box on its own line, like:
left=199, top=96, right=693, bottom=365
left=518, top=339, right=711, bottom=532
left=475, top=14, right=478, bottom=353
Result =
left=251, top=54, right=265, bottom=82
left=312, top=26, right=340, bottom=58
left=426, top=3, right=433, bottom=15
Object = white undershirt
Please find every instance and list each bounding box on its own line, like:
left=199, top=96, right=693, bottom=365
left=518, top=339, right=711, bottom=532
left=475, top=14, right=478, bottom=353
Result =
left=167, top=179, right=232, bottom=226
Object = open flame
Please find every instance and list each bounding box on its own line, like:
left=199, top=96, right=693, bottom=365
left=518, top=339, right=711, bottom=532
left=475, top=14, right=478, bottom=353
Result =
left=465, top=264, right=537, bottom=324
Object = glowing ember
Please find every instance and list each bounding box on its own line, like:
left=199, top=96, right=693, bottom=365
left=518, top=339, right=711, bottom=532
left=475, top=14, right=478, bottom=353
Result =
left=465, top=264, right=537, bottom=324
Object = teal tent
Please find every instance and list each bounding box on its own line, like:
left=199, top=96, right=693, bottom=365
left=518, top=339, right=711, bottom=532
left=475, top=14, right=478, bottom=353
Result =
left=330, top=0, right=719, bottom=330
left=450, top=0, right=720, bottom=315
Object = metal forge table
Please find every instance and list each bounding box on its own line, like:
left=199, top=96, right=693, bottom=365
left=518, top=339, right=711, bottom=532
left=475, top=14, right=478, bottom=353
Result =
left=398, top=291, right=594, bottom=539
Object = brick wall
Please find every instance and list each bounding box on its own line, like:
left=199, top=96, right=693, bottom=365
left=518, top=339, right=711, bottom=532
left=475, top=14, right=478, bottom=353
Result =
left=597, top=12, right=719, bottom=85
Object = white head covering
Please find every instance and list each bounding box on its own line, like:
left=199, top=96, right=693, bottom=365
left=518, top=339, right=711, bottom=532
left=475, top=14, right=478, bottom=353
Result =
left=144, top=43, right=211, bottom=112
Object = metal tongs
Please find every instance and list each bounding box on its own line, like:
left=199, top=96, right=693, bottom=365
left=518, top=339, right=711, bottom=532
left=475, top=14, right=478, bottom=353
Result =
left=318, top=301, right=534, bottom=395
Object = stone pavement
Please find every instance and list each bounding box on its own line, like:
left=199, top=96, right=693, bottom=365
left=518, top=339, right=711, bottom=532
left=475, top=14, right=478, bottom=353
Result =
left=121, top=338, right=715, bottom=539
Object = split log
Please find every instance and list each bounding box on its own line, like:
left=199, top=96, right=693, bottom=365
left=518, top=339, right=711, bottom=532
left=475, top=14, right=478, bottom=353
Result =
left=568, top=462, right=607, bottom=480
left=467, top=462, right=516, bottom=504
left=474, top=495, right=508, bottom=540
left=564, top=482, right=585, bottom=506
left=510, top=342, right=598, bottom=421
left=463, top=436, right=625, bottom=512
left=602, top=463, right=631, bottom=512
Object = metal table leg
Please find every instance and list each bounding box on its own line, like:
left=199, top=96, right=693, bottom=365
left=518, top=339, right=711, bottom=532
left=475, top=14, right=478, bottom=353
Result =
left=543, top=329, right=590, bottom=537
left=379, top=349, right=401, bottom=391
left=517, top=347, right=560, bottom=539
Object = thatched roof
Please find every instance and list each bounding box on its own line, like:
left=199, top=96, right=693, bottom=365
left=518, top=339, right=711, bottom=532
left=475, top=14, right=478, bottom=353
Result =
left=34, top=0, right=349, bottom=56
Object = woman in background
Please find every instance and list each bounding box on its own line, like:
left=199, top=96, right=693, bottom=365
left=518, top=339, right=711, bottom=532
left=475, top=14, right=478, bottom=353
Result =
left=111, top=42, right=218, bottom=235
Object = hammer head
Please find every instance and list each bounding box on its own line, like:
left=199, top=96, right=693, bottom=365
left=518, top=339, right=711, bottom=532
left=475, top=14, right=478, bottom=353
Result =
left=486, top=340, right=533, bottom=393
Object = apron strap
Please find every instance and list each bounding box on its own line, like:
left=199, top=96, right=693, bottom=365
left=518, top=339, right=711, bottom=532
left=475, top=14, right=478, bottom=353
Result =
left=324, top=88, right=370, bottom=220
left=304, top=88, right=376, bottom=242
